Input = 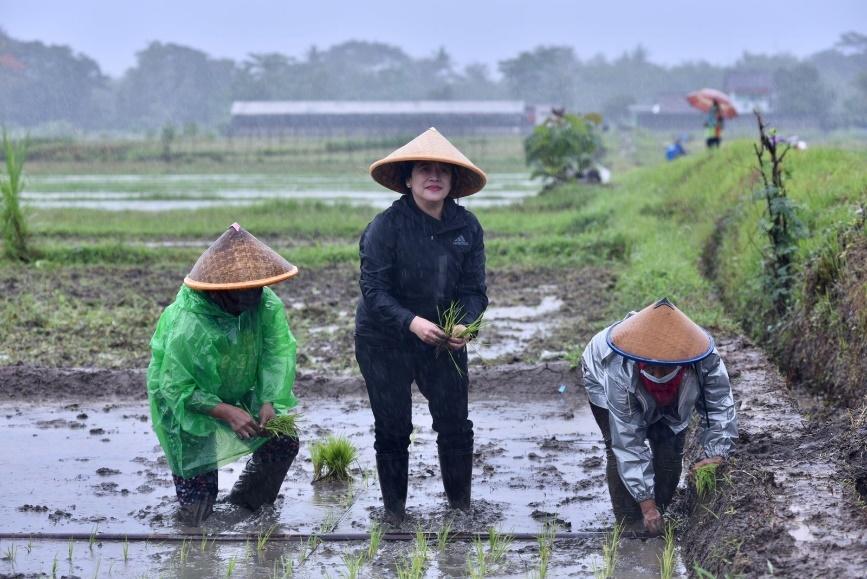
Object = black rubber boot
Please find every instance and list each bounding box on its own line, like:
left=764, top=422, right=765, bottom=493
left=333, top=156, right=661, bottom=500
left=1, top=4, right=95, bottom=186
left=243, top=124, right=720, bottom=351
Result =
left=376, top=454, right=408, bottom=525
left=178, top=495, right=215, bottom=527
left=227, top=437, right=298, bottom=511
left=439, top=451, right=472, bottom=512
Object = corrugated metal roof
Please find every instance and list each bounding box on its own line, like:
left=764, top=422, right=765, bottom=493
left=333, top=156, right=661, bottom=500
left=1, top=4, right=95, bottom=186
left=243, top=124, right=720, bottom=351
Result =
left=231, top=101, right=526, bottom=116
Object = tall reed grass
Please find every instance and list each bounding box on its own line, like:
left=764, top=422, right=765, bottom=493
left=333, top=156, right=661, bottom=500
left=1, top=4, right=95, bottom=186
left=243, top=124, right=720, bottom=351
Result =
left=1, top=131, right=31, bottom=261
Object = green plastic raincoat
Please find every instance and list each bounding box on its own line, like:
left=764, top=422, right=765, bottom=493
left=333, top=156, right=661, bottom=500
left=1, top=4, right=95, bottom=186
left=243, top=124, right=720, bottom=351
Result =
left=147, top=285, right=297, bottom=478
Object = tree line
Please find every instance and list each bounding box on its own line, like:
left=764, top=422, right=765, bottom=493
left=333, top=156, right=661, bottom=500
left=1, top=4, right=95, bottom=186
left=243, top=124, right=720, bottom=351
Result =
left=1, top=29, right=865, bottom=133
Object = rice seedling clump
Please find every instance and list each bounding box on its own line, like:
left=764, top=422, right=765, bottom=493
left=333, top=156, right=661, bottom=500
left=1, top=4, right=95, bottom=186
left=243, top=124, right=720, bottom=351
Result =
left=311, top=435, right=358, bottom=482
left=263, top=413, right=302, bottom=438
left=694, top=463, right=719, bottom=499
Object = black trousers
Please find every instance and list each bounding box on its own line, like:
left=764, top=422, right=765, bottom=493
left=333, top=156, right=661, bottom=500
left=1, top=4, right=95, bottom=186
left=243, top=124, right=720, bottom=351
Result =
left=355, top=337, right=474, bottom=459
left=590, top=403, right=685, bottom=521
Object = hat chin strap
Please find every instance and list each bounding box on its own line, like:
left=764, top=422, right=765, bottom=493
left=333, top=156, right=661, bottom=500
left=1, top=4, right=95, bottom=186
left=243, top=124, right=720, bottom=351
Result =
left=639, top=366, right=681, bottom=384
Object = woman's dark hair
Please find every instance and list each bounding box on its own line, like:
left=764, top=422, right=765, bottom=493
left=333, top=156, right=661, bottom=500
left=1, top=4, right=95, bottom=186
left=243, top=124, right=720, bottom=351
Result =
left=401, top=161, right=460, bottom=196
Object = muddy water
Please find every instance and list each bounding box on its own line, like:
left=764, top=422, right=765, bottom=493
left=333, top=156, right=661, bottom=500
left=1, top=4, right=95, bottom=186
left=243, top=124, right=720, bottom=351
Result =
left=474, top=293, right=565, bottom=362
left=0, top=393, right=685, bottom=577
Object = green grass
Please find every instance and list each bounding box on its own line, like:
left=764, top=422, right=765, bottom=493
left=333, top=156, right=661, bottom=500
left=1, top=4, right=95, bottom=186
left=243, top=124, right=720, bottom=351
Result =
left=27, top=199, right=378, bottom=240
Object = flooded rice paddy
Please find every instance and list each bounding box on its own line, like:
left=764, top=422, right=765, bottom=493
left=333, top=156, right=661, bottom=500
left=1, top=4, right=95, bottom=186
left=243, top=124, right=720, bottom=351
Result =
left=0, top=391, right=685, bottom=577
left=22, top=173, right=537, bottom=210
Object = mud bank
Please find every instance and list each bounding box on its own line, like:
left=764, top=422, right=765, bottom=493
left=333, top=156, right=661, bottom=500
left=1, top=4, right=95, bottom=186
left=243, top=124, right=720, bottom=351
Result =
left=0, top=264, right=614, bottom=372
left=0, top=361, right=581, bottom=402
left=675, top=335, right=867, bottom=577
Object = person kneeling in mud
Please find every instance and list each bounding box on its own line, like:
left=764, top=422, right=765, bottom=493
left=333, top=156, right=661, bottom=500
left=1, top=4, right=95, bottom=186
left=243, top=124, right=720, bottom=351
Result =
left=147, top=223, right=301, bottom=526
left=581, top=298, right=737, bottom=535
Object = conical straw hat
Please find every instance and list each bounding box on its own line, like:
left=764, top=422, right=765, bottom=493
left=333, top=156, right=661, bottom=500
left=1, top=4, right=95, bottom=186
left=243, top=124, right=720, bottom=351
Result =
left=184, top=223, right=298, bottom=291
left=369, top=127, right=487, bottom=198
left=606, top=298, right=714, bottom=365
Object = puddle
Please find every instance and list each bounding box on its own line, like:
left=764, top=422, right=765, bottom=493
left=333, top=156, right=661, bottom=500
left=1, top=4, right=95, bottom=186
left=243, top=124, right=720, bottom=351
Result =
left=472, top=294, right=565, bottom=361
left=0, top=392, right=684, bottom=577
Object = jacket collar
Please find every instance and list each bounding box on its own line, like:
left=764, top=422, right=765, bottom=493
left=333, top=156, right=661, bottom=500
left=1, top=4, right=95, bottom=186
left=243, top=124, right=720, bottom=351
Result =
left=398, top=194, right=467, bottom=233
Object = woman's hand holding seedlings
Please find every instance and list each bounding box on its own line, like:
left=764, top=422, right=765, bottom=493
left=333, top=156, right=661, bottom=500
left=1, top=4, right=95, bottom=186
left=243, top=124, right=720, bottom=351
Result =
left=410, top=316, right=448, bottom=347
left=447, top=323, right=468, bottom=351
left=210, top=403, right=262, bottom=440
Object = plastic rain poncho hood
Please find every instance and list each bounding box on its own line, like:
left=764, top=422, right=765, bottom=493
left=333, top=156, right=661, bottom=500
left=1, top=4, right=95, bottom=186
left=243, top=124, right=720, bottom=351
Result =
left=147, top=285, right=297, bottom=478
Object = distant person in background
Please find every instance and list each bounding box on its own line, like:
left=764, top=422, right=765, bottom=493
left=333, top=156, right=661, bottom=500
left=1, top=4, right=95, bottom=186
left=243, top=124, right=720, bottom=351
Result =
left=580, top=298, right=737, bottom=535
left=665, top=137, right=687, bottom=161
left=705, top=99, right=724, bottom=149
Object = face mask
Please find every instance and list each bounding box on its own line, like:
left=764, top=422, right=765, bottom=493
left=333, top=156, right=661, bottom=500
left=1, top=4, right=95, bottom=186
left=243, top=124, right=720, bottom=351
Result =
left=206, top=288, right=263, bottom=316
left=639, top=366, right=682, bottom=384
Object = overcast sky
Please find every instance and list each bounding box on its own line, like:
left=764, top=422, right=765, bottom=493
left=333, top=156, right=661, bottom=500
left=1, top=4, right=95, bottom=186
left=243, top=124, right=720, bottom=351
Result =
left=2, top=0, right=864, bottom=76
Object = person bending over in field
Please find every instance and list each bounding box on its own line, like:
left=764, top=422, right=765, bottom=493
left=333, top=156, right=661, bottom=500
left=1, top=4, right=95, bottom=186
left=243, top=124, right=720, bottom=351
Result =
left=147, top=223, right=300, bottom=526
left=580, top=298, right=737, bottom=535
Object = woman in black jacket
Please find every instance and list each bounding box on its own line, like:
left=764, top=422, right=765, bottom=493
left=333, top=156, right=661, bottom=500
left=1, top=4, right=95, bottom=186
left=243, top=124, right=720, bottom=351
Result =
left=356, top=128, right=488, bottom=525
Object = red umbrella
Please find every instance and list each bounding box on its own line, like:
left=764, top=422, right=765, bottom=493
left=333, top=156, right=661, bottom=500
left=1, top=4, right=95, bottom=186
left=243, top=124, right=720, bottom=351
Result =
left=686, top=88, right=738, bottom=119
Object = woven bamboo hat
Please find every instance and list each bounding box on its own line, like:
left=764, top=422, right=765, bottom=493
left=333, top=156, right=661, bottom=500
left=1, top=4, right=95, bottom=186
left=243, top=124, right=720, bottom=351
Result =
left=184, top=223, right=298, bottom=291
left=369, top=127, right=487, bottom=198
left=606, top=298, right=714, bottom=365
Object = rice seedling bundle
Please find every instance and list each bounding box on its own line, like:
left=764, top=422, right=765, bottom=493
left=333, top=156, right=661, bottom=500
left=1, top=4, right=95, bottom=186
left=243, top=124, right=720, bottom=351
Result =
left=694, top=463, right=719, bottom=499
left=263, top=413, right=302, bottom=438
left=436, top=300, right=485, bottom=375
left=311, top=435, right=358, bottom=482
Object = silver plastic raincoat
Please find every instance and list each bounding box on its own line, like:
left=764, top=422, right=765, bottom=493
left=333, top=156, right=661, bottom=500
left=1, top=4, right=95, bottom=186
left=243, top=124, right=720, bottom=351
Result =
left=581, top=319, right=737, bottom=502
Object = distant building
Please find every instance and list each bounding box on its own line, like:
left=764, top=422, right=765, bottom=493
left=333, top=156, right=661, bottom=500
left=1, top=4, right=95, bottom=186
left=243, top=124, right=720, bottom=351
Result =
left=628, top=93, right=698, bottom=130
left=723, top=71, right=774, bottom=114
left=229, top=100, right=536, bottom=137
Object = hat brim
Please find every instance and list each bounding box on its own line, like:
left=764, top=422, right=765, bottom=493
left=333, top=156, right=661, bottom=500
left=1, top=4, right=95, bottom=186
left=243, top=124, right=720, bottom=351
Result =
left=605, top=322, right=715, bottom=365
left=184, top=266, right=299, bottom=291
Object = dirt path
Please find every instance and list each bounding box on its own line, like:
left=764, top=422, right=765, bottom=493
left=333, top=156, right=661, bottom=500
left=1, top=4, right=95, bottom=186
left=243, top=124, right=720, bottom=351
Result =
left=677, top=335, right=867, bottom=577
